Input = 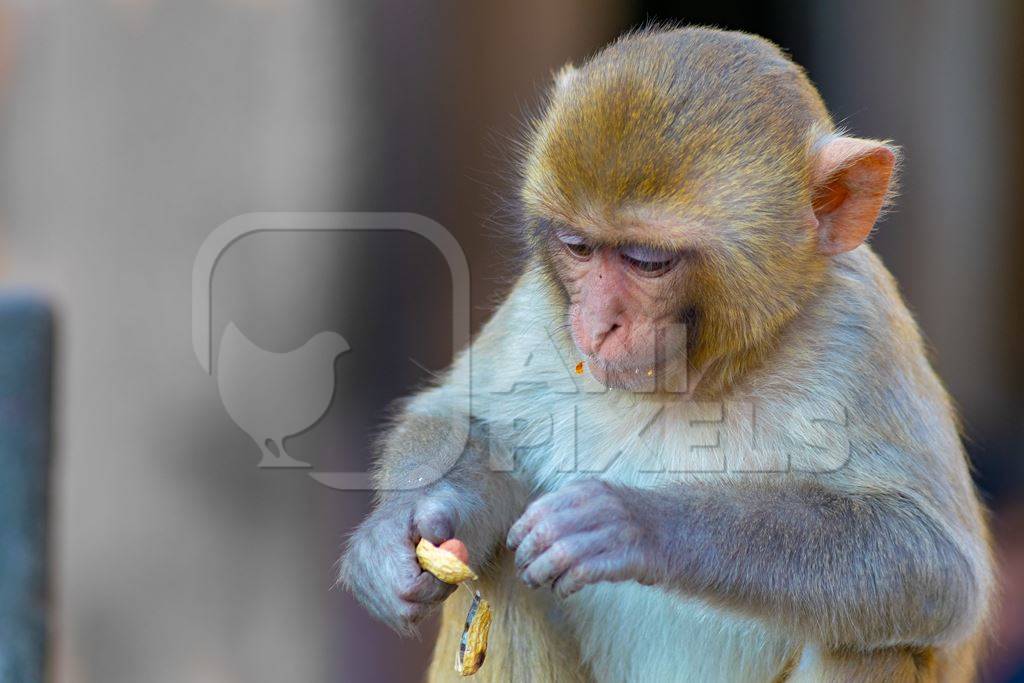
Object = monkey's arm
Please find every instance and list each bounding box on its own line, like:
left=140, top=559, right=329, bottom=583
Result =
left=509, top=476, right=985, bottom=649
left=340, top=272, right=549, bottom=635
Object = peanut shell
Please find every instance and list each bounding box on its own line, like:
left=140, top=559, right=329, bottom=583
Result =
left=456, top=594, right=492, bottom=676
left=416, top=538, right=478, bottom=584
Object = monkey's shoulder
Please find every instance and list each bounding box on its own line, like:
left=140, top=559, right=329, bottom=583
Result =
left=736, top=246, right=964, bottom=471
left=755, top=247, right=942, bottom=403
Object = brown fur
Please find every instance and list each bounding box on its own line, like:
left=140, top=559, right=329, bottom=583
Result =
left=427, top=549, right=592, bottom=683
left=787, top=647, right=939, bottom=683
left=784, top=636, right=983, bottom=683
left=522, top=27, right=840, bottom=390
left=523, top=28, right=830, bottom=235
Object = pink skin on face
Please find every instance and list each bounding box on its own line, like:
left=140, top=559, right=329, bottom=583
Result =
left=562, top=244, right=683, bottom=390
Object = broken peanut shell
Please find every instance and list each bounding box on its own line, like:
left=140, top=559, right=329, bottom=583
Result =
left=416, top=538, right=478, bottom=584
left=456, top=592, right=492, bottom=676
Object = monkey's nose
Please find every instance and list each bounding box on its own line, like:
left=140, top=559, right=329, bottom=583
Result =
left=591, top=322, right=622, bottom=353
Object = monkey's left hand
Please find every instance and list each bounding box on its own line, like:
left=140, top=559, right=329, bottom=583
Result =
left=507, top=479, right=663, bottom=598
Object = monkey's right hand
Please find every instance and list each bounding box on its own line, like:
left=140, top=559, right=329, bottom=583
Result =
left=338, top=495, right=461, bottom=636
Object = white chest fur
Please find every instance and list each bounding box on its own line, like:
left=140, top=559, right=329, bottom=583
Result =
left=486, top=390, right=796, bottom=682
left=565, top=583, right=792, bottom=683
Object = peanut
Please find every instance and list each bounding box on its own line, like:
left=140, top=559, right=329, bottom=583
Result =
left=416, top=538, right=478, bottom=584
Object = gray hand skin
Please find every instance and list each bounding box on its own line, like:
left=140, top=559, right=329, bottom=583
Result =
left=339, top=416, right=522, bottom=637
left=338, top=487, right=460, bottom=636
left=508, top=479, right=661, bottom=600
left=508, top=477, right=980, bottom=647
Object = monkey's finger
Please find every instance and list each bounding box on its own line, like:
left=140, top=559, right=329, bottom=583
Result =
left=506, top=515, right=530, bottom=551
left=550, top=567, right=587, bottom=600
left=508, top=501, right=568, bottom=550
left=519, top=530, right=613, bottom=588
left=512, top=518, right=559, bottom=569
left=412, top=503, right=456, bottom=544
left=510, top=480, right=613, bottom=549
left=400, top=570, right=457, bottom=604
left=550, top=552, right=623, bottom=599
left=512, top=508, right=612, bottom=569
left=508, top=497, right=570, bottom=548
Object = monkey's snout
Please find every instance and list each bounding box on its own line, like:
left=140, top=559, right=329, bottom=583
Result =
left=590, top=322, right=622, bottom=354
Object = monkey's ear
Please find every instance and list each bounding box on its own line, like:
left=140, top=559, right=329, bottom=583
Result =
left=810, top=136, right=898, bottom=255
left=554, top=63, right=577, bottom=92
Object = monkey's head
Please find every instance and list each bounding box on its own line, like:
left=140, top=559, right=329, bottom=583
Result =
left=521, top=27, right=897, bottom=392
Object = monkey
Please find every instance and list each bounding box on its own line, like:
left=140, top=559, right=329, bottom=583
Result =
left=339, top=26, right=994, bottom=683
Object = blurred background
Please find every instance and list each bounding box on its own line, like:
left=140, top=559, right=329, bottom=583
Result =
left=0, top=1, right=1020, bottom=682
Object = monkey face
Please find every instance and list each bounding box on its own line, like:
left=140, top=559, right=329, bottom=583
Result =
left=543, top=222, right=696, bottom=391
left=534, top=203, right=827, bottom=395
left=518, top=28, right=897, bottom=393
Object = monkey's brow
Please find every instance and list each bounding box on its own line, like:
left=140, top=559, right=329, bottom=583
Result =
left=535, top=215, right=575, bottom=234
left=535, top=216, right=597, bottom=245
left=535, top=215, right=688, bottom=252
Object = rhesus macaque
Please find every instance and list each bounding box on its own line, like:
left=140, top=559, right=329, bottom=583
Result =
left=340, top=27, right=993, bottom=683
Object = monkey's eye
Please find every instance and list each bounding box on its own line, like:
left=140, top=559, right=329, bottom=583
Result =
left=556, top=231, right=594, bottom=259
left=619, top=244, right=677, bottom=276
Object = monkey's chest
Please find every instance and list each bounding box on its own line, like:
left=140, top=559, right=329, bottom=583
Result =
left=560, top=582, right=793, bottom=683
left=507, top=404, right=795, bottom=682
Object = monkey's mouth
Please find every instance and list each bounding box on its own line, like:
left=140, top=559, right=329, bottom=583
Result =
left=584, top=353, right=653, bottom=375
left=582, top=354, right=661, bottom=392
left=575, top=308, right=700, bottom=392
